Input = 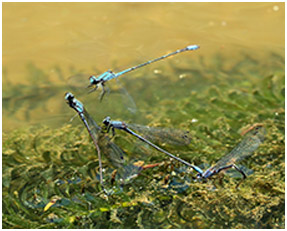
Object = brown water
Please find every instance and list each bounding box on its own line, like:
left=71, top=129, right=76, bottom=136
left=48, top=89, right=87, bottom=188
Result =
left=3, top=2, right=285, bottom=132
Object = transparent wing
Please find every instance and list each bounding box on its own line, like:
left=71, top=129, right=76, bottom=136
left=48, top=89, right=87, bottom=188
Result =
left=67, top=73, right=137, bottom=115
left=115, top=78, right=137, bottom=114
left=128, top=124, right=192, bottom=146
left=213, top=126, right=265, bottom=169
left=67, top=73, right=90, bottom=91
left=98, top=133, right=125, bottom=169
left=116, top=163, right=143, bottom=185
left=83, top=109, right=140, bottom=184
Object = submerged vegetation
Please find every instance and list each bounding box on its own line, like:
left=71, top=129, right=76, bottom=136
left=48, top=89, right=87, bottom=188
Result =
left=3, top=52, right=285, bottom=228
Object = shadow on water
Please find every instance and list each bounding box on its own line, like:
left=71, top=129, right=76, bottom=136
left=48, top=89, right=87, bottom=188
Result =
left=2, top=51, right=285, bottom=228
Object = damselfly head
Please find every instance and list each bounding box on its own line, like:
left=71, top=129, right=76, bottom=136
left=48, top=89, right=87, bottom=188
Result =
left=87, top=76, right=100, bottom=92
left=65, top=92, right=77, bottom=109
left=65, top=92, right=74, bottom=102
left=64, top=92, right=84, bottom=113
left=102, top=116, right=111, bottom=126
left=89, top=75, right=100, bottom=86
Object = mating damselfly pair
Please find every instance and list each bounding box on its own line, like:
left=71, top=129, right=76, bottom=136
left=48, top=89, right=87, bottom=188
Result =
left=65, top=92, right=265, bottom=189
left=64, top=44, right=265, bottom=191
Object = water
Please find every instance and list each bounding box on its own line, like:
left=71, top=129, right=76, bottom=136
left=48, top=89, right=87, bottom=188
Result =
left=3, top=2, right=284, bottom=132
left=2, top=2, right=285, bottom=229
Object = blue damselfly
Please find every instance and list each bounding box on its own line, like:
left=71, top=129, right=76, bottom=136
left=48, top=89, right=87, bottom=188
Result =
left=102, top=116, right=203, bottom=174
left=88, top=45, right=200, bottom=100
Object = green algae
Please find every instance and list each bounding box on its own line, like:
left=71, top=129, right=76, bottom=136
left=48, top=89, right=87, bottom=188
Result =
left=3, top=52, right=285, bottom=228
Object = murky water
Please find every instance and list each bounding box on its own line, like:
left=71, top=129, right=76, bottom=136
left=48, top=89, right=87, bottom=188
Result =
left=3, top=2, right=284, bottom=132
left=3, top=2, right=285, bottom=229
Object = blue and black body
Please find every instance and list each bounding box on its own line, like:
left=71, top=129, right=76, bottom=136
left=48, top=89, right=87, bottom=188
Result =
left=102, top=116, right=203, bottom=175
left=87, top=45, right=200, bottom=100
left=103, top=118, right=265, bottom=186
left=65, top=93, right=145, bottom=187
left=65, top=92, right=104, bottom=184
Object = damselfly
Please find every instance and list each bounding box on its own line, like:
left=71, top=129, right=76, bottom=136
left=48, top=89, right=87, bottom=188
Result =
left=87, top=45, right=200, bottom=100
left=65, top=92, right=104, bottom=184
left=102, top=116, right=203, bottom=174
left=65, top=93, right=159, bottom=186
left=197, top=124, right=266, bottom=185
